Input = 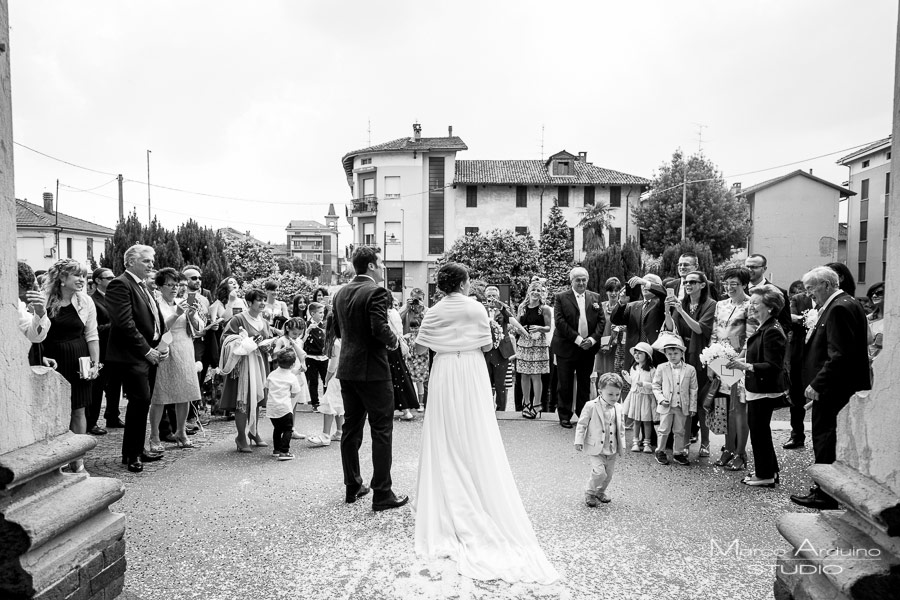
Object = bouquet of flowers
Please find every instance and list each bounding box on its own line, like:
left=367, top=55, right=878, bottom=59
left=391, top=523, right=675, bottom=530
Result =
left=699, top=341, right=738, bottom=367
left=489, top=319, right=503, bottom=349
left=801, top=308, right=819, bottom=330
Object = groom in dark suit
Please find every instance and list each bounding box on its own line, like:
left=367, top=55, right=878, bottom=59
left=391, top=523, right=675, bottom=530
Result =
left=332, top=245, right=407, bottom=511
left=790, top=266, right=870, bottom=510
left=105, top=244, right=169, bottom=473
left=551, top=267, right=606, bottom=428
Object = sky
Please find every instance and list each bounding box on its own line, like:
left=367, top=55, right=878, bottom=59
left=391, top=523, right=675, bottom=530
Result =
left=9, top=0, right=898, bottom=246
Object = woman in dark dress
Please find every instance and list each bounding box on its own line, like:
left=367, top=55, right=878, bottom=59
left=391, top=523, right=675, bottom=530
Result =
left=42, top=259, right=100, bottom=473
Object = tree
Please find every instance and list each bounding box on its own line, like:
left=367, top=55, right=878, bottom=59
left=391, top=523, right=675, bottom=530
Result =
left=577, top=202, right=613, bottom=253
left=308, top=260, right=322, bottom=280
left=633, top=149, right=750, bottom=262
left=223, top=235, right=277, bottom=282
left=102, top=211, right=144, bottom=273
left=659, top=240, right=718, bottom=284
left=582, top=245, right=625, bottom=294
left=275, top=255, right=310, bottom=277
left=176, top=219, right=230, bottom=291
left=149, top=221, right=184, bottom=271
left=438, top=228, right=542, bottom=301
left=539, top=200, right=574, bottom=293
left=243, top=271, right=316, bottom=303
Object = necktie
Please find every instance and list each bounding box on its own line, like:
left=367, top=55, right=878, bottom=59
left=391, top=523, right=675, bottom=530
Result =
left=639, top=301, right=650, bottom=343
left=139, top=282, right=162, bottom=340
left=577, top=294, right=589, bottom=338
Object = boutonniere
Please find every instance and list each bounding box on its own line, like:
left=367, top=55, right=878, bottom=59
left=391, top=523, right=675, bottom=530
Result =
left=592, top=302, right=601, bottom=310
left=803, top=308, right=820, bottom=343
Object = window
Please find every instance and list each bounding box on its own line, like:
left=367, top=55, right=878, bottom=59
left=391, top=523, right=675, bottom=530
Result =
left=386, top=268, right=403, bottom=293
left=466, top=186, right=478, bottom=207
left=558, top=186, right=569, bottom=207
left=861, top=178, right=869, bottom=199
left=884, top=263, right=887, bottom=281
left=860, top=199, right=869, bottom=220
left=609, top=227, right=622, bottom=246
left=363, top=222, right=375, bottom=246
left=609, top=186, right=622, bottom=208
left=384, top=176, right=400, bottom=198
left=567, top=227, right=575, bottom=260
left=86, top=238, right=94, bottom=262
left=860, top=220, right=868, bottom=241
left=858, top=262, right=866, bottom=284
left=583, top=186, right=595, bottom=206
left=884, top=238, right=888, bottom=261
left=362, top=177, right=375, bottom=198
left=862, top=160, right=870, bottom=168
left=886, top=172, right=891, bottom=197
left=361, top=158, right=372, bottom=165
left=859, top=241, right=867, bottom=257
left=465, top=227, right=479, bottom=235
left=553, top=161, right=572, bottom=176
left=515, top=226, right=529, bottom=236
left=428, top=157, right=445, bottom=254
left=66, top=238, right=73, bottom=258
left=516, top=186, right=527, bottom=208
left=888, top=151, right=892, bottom=159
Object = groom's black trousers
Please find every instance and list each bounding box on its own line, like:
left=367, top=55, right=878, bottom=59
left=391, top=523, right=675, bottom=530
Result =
left=340, top=379, right=395, bottom=503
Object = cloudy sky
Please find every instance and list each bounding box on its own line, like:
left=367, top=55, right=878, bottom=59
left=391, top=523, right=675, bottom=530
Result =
left=10, top=1, right=897, bottom=245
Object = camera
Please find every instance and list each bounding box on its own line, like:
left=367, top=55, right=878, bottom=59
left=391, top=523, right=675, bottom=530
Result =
left=409, top=298, right=421, bottom=306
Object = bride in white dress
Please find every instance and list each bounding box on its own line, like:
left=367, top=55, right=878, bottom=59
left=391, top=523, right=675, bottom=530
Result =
left=413, top=263, right=559, bottom=585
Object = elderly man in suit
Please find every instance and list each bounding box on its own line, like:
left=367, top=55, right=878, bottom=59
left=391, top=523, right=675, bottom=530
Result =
left=551, top=266, right=606, bottom=429
left=610, top=273, right=668, bottom=369
left=105, top=245, right=169, bottom=473
left=790, top=266, right=871, bottom=510
left=333, top=245, right=407, bottom=511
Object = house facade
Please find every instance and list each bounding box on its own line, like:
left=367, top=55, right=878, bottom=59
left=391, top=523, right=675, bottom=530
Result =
left=837, top=135, right=891, bottom=292
left=737, top=170, right=853, bottom=287
left=285, top=204, right=340, bottom=283
left=340, top=124, right=649, bottom=297
left=16, top=194, right=114, bottom=271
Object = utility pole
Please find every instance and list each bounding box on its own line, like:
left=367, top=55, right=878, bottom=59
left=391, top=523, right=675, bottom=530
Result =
left=681, top=160, right=688, bottom=241
left=117, top=174, right=124, bottom=221
left=146, top=149, right=152, bottom=223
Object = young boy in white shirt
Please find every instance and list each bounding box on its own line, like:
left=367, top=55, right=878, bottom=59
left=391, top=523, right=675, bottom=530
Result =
left=652, top=338, right=698, bottom=466
left=266, top=348, right=302, bottom=461
left=575, top=373, right=627, bottom=507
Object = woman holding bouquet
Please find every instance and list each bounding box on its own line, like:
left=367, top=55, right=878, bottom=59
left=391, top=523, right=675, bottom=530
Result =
left=726, top=285, right=788, bottom=486
left=662, top=270, right=716, bottom=457
left=709, top=267, right=757, bottom=470
left=515, top=281, right=552, bottom=417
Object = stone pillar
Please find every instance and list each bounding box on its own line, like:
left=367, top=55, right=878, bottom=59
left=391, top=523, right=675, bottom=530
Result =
left=0, top=3, right=127, bottom=599
left=773, top=11, right=900, bottom=600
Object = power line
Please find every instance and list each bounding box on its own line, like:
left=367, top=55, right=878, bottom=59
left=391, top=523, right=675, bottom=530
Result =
left=58, top=177, right=117, bottom=192
left=13, top=141, right=119, bottom=176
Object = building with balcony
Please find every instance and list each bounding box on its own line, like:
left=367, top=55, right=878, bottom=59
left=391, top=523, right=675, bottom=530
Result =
left=736, top=170, right=853, bottom=287
left=341, top=124, right=649, bottom=298
left=16, top=193, right=114, bottom=271
left=285, top=203, right=341, bottom=283
left=837, top=135, right=892, bottom=292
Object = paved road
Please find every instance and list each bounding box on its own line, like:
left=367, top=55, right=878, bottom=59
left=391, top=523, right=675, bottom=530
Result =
left=87, top=407, right=814, bottom=600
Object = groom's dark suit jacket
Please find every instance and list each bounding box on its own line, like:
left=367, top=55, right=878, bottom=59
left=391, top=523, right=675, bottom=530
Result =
left=333, top=275, right=397, bottom=381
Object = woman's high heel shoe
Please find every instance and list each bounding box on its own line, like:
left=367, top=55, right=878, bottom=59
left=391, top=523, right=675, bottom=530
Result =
left=176, top=436, right=195, bottom=449
left=725, top=453, right=747, bottom=471
left=714, top=449, right=734, bottom=467
left=248, top=433, right=268, bottom=447
left=235, top=436, right=252, bottom=453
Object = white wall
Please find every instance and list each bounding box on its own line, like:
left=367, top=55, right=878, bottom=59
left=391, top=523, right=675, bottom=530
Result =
left=16, top=230, right=107, bottom=271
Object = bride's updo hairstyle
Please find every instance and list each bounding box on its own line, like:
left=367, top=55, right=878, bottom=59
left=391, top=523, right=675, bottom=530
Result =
left=437, top=262, right=468, bottom=294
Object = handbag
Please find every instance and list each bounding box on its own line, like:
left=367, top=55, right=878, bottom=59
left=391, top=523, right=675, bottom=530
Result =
left=706, top=393, right=728, bottom=435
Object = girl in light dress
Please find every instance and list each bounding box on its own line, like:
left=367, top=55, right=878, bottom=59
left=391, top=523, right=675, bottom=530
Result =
left=307, top=314, right=343, bottom=447
left=272, top=318, right=311, bottom=440
left=621, top=342, right=657, bottom=453
left=403, top=319, right=429, bottom=409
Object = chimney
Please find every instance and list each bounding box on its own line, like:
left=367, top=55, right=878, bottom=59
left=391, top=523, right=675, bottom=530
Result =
left=809, top=168, right=814, bottom=175
left=448, top=125, right=453, bottom=137
left=412, top=122, right=422, bottom=141
left=578, top=151, right=588, bottom=162
left=731, top=182, right=742, bottom=194
left=43, top=192, right=54, bottom=214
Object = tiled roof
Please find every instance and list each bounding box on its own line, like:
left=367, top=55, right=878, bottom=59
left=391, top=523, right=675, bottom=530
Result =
left=286, top=220, right=330, bottom=230
left=739, top=169, right=855, bottom=198
left=837, top=135, right=892, bottom=165
left=341, top=136, right=468, bottom=178
left=15, top=199, right=115, bottom=235
left=454, top=159, right=650, bottom=186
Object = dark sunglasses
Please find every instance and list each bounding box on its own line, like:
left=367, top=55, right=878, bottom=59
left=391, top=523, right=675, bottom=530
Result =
left=186, top=276, right=201, bottom=280
left=96, top=276, right=115, bottom=281
left=684, top=279, right=703, bottom=285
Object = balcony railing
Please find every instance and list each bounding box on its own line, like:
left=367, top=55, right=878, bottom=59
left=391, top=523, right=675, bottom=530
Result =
left=350, top=196, right=378, bottom=214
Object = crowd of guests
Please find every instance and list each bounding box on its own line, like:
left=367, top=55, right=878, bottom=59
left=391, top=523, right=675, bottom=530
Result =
left=14, top=245, right=883, bottom=505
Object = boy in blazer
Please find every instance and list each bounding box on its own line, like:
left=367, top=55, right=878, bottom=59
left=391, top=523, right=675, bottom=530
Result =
left=575, top=373, right=627, bottom=507
left=652, top=337, right=698, bottom=466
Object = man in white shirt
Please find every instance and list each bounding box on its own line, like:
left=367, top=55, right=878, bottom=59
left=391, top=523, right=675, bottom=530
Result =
left=17, top=261, right=50, bottom=345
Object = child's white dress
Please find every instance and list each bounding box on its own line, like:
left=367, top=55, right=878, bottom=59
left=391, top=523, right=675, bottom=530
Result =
left=318, top=339, right=344, bottom=416
left=274, top=336, right=311, bottom=405
left=623, top=366, right=657, bottom=422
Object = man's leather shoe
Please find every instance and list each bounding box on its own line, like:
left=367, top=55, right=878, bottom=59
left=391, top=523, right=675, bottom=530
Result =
left=345, top=484, right=371, bottom=504
left=89, top=425, right=108, bottom=435
left=106, top=419, right=125, bottom=428
left=560, top=420, right=573, bottom=429
left=783, top=438, right=805, bottom=449
left=373, top=493, right=409, bottom=512
left=790, top=488, right=839, bottom=510
left=121, top=456, right=144, bottom=472
left=139, top=452, right=164, bottom=463
left=161, top=434, right=178, bottom=443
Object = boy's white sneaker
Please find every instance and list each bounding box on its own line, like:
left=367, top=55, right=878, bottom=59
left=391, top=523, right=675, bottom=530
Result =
left=291, top=431, right=306, bottom=440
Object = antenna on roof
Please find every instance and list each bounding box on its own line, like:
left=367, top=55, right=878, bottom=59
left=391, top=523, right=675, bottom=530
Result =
left=693, top=122, right=708, bottom=153
left=367, top=118, right=371, bottom=146
left=540, top=124, right=545, bottom=161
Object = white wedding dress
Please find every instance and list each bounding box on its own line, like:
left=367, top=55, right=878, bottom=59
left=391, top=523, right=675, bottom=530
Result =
left=413, top=293, right=559, bottom=584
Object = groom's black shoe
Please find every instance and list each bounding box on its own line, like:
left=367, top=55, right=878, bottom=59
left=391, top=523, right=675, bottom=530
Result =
left=345, top=484, right=370, bottom=504
left=560, top=420, right=573, bottom=429
left=373, top=493, right=409, bottom=512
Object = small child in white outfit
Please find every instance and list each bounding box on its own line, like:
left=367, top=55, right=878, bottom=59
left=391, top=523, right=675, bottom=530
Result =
left=652, top=337, right=698, bottom=466
left=307, top=313, right=344, bottom=447
left=575, top=373, right=626, bottom=507
left=265, top=349, right=302, bottom=461
left=273, top=318, right=311, bottom=440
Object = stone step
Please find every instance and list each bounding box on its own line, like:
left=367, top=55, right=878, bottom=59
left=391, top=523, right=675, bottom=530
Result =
left=811, top=462, right=900, bottom=537
left=773, top=553, right=853, bottom=600
left=777, top=511, right=900, bottom=598
left=0, top=432, right=96, bottom=491
left=1, top=475, right=124, bottom=561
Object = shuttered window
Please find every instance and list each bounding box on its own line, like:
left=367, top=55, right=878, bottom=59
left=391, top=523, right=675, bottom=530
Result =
left=610, top=186, right=622, bottom=208
left=516, top=186, right=527, bottom=207
left=584, top=187, right=595, bottom=206
left=558, top=186, right=569, bottom=207
left=466, top=186, right=478, bottom=207
left=428, top=158, right=445, bottom=254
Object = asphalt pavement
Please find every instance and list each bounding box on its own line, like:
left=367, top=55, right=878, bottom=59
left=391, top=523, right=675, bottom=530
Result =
left=85, top=406, right=814, bottom=600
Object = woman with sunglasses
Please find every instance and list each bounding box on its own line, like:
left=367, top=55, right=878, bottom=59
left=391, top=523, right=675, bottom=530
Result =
left=866, top=282, right=885, bottom=366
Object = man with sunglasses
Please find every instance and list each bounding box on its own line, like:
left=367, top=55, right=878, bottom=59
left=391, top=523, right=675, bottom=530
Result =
left=181, top=265, right=212, bottom=431
left=665, top=252, right=719, bottom=302
left=87, top=268, right=120, bottom=434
